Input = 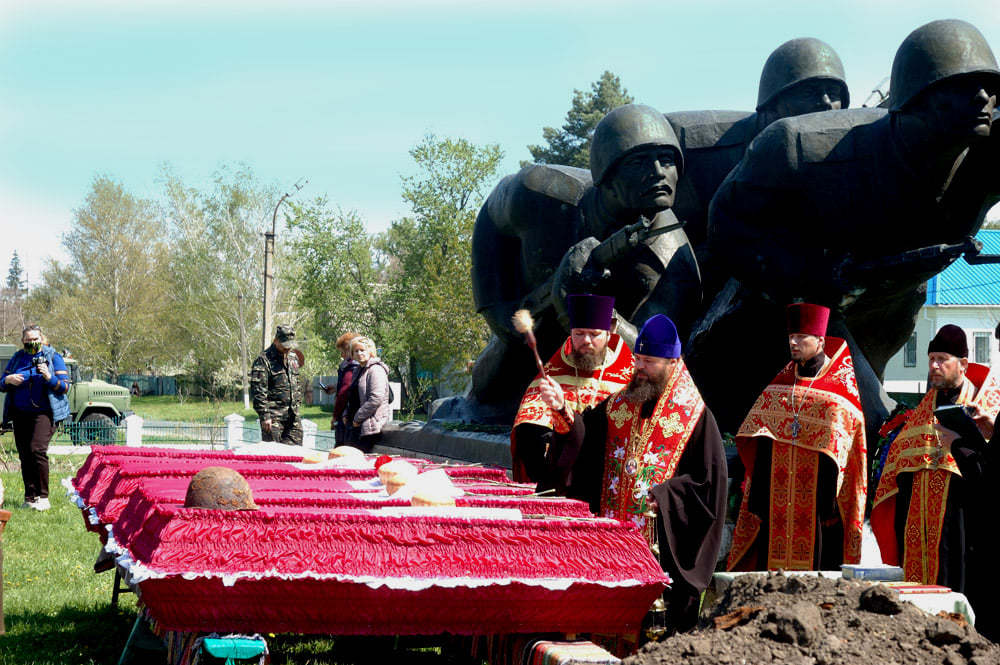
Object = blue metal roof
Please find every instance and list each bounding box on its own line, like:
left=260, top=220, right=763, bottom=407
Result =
left=927, top=229, right=1000, bottom=305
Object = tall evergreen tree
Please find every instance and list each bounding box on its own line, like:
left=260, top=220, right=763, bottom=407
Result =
left=525, top=71, right=634, bottom=168
left=6, top=251, right=26, bottom=292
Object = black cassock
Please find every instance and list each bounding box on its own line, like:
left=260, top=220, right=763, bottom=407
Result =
left=919, top=390, right=1000, bottom=642
left=537, top=397, right=728, bottom=631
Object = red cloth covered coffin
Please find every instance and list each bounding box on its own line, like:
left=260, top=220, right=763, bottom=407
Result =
left=69, top=447, right=669, bottom=636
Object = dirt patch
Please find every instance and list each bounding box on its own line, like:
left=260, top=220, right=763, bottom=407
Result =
left=627, top=572, right=1000, bottom=665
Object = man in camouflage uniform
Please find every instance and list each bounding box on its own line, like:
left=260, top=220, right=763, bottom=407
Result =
left=250, top=324, right=303, bottom=445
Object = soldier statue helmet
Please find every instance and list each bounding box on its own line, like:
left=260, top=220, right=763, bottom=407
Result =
left=590, top=104, right=685, bottom=186
left=756, top=37, right=849, bottom=112
left=889, top=19, right=1000, bottom=112
left=184, top=466, right=259, bottom=511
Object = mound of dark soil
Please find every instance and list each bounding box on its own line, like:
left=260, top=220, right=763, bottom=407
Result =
left=626, top=572, right=1000, bottom=665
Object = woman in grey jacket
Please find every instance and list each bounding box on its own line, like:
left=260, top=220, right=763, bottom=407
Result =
left=347, top=336, right=391, bottom=453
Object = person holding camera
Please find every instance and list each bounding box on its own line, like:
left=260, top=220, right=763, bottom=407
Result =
left=0, top=325, right=71, bottom=511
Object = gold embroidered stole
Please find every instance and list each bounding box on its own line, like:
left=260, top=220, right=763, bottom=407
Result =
left=600, top=360, right=704, bottom=544
left=728, top=338, right=867, bottom=571
left=872, top=367, right=1000, bottom=583
left=513, top=335, right=634, bottom=430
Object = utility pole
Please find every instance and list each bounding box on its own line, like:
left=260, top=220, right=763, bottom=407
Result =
left=261, top=179, right=306, bottom=351
left=237, top=293, right=250, bottom=410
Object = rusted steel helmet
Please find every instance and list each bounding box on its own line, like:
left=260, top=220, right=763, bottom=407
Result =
left=889, top=19, right=1000, bottom=112
left=590, top=104, right=684, bottom=185
left=756, top=37, right=849, bottom=111
left=184, top=466, right=259, bottom=511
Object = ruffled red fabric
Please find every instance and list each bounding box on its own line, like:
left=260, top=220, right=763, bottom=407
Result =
left=86, top=473, right=546, bottom=531
left=72, top=446, right=304, bottom=493
left=73, top=447, right=667, bottom=637
left=127, top=507, right=663, bottom=582
left=107, top=479, right=592, bottom=550
left=73, top=450, right=508, bottom=511
left=136, top=577, right=661, bottom=635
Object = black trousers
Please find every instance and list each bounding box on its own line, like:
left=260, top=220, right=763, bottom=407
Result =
left=358, top=432, right=382, bottom=454
left=12, top=409, right=54, bottom=501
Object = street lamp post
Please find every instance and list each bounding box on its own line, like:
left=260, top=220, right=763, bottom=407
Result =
left=261, top=179, right=306, bottom=351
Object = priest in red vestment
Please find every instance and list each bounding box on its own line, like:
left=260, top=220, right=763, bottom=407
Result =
left=536, top=314, right=727, bottom=632
left=872, top=325, right=1000, bottom=605
left=511, top=294, right=634, bottom=482
left=728, top=303, right=867, bottom=571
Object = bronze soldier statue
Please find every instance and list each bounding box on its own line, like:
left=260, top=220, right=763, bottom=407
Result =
left=667, top=37, right=848, bottom=258
left=689, top=19, right=1000, bottom=444
left=453, top=104, right=700, bottom=422
left=250, top=324, right=304, bottom=444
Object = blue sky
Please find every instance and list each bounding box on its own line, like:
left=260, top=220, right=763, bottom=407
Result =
left=2, top=0, right=999, bottom=284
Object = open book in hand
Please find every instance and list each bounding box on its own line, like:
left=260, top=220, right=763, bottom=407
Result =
left=933, top=404, right=982, bottom=443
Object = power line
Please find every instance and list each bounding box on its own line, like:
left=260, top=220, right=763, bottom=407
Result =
left=932, top=277, right=1000, bottom=295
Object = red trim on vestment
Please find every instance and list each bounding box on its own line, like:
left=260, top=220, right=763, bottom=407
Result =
left=510, top=335, right=634, bottom=481
left=871, top=364, right=1000, bottom=582
left=727, top=337, right=866, bottom=571
left=599, top=360, right=704, bottom=543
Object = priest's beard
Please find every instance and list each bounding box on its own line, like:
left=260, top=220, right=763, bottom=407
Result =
left=570, top=347, right=607, bottom=372
left=623, top=372, right=668, bottom=404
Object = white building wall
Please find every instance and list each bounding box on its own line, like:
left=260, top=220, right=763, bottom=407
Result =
left=883, top=305, right=1000, bottom=393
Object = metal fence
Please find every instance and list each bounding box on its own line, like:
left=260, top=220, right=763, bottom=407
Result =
left=53, top=419, right=127, bottom=445
left=50, top=414, right=333, bottom=449
left=240, top=422, right=337, bottom=451
left=139, top=419, right=228, bottom=447
left=313, top=429, right=336, bottom=451
left=115, top=374, right=178, bottom=397
left=53, top=417, right=226, bottom=447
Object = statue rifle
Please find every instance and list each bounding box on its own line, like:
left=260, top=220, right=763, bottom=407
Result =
left=960, top=237, right=1000, bottom=264
left=519, top=216, right=686, bottom=316
left=848, top=237, right=985, bottom=276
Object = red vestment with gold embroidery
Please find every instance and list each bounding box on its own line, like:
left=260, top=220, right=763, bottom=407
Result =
left=511, top=335, right=634, bottom=481
left=871, top=364, right=1000, bottom=584
left=727, top=338, right=867, bottom=571
left=599, top=360, right=704, bottom=544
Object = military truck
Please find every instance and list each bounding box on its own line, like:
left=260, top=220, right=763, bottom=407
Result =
left=0, top=343, right=131, bottom=444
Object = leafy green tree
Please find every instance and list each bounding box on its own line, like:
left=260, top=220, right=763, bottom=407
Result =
left=23, top=260, right=80, bottom=322
left=31, top=176, right=170, bottom=377
left=384, top=135, right=503, bottom=390
left=287, top=200, right=395, bottom=373
left=162, top=164, right=289, bottom=403
left=525, top=71, right=633, bottom=168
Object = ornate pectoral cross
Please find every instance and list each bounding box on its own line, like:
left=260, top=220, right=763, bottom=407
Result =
left=790, top=416, right=802, bottom=439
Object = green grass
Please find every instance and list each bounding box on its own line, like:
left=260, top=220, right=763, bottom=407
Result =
left=0, top=437, right=480, bottom=664
left=131, top=395, right=333, bottom=429
left=1, top=455, right=140, bottom=665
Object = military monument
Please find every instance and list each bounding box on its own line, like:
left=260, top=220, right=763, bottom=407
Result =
left=437, top=104, right=700, bottom=422
left=436, top=19, right=999, bottom=448
left=690, top=18, right=1000, bottom=442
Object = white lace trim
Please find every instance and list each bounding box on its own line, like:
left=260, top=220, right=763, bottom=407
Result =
left=63, top=477, right=668, bottom=591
